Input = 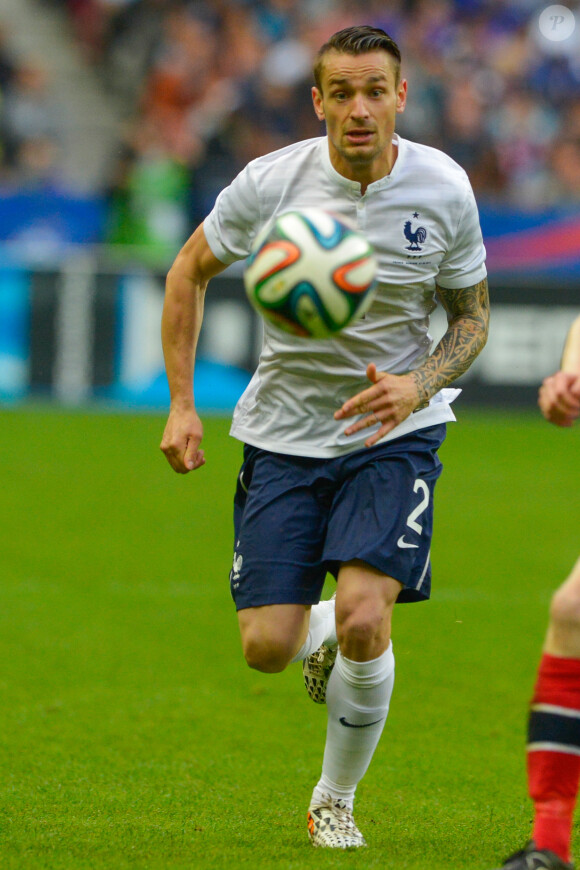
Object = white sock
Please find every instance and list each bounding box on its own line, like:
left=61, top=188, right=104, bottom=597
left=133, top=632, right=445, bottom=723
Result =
left=311, top=643, right=395, bottom=805
left=290, top=597, right=337, bottom=663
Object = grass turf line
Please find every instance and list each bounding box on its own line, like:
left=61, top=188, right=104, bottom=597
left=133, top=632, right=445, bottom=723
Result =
left=0, top=408, right=577, bottom=868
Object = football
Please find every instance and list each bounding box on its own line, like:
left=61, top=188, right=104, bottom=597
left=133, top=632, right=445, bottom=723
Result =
left=243, top=208, right=378, bottom=338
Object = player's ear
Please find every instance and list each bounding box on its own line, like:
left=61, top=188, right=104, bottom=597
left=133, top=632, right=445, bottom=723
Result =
left=396, top=78, right=407, bottom=114
left=312, top=86, right=325, bottom=121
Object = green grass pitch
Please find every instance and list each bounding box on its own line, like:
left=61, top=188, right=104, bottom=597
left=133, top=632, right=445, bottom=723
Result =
left=0, top=406, right=578, bottom=869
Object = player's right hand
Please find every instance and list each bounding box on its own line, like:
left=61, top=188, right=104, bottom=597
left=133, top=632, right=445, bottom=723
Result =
left=538, top=371, right=580, bottom=427
left=335, top=364, right=420, bottom=447
left=160, top=405, right=205, bottom=473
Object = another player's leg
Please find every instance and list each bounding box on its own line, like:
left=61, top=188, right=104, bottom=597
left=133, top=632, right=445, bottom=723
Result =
left=494, top=557, right=580, bottom=870
left=494, top=842, right=574, bottom=869
left=307, top=563, right=399, bottom=849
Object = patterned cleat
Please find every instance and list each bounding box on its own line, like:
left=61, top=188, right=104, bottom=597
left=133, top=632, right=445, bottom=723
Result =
left=303, top=642, right=338, bottom=704
left=303, top=593, right=337, bottom=704
left=307, top=793, right=367, bottom=849
left=495, top=841, right=574, bottom=870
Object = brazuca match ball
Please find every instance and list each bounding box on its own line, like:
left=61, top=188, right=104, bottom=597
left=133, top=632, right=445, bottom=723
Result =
left=243, top=208, right=378, bottom=338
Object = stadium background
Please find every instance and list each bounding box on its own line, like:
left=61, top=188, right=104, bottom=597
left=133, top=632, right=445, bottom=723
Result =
left=1, top=0, right=579, bottom=412
left=1, top=3, right=579, bottom=869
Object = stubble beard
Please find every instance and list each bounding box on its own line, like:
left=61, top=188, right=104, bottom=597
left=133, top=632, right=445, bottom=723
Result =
left=338, top=138, right=382, bottom=170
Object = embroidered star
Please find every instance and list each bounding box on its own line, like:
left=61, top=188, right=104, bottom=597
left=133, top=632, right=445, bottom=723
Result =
left=412, top=211, right=419, bottom=218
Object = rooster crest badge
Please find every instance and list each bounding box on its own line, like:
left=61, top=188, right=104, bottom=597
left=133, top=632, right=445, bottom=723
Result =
left=403, top=212, right=427, bottom=252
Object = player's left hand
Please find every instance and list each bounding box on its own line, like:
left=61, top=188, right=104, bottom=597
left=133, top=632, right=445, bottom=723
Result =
left=335, top=363, right=422, bottom=447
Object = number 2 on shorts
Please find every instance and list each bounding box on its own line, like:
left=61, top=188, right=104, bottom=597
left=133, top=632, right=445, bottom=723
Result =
left=406, top=479, right=430, bottom=535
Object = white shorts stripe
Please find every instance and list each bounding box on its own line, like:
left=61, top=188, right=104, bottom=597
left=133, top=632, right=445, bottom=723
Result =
left=415, top=549, right=431, bottom=591
left=531, top=703, right=580, bottom=719
left=528, top=742, right=580, bottom=756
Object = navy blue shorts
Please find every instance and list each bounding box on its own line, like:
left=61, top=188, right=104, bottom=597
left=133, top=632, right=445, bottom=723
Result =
left=230, top=425, right=446, bottom=610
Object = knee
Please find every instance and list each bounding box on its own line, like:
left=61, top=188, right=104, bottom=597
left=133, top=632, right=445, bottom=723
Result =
left=241, top=632, right=293, bottom=673
left=336, top=607, right=388, bottom=658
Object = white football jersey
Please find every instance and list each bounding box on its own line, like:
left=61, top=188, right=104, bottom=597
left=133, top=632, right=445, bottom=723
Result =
left=203, top=135, right=487, bottom=458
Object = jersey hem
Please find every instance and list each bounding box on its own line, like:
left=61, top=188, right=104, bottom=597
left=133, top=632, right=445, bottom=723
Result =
left=229, top=393, right=459, bottom=458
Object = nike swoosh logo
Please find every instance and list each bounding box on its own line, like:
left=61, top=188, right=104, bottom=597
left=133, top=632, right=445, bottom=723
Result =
left=339, top=716, right=384, bottom=728
left=397, top=535, right=418, bottom=549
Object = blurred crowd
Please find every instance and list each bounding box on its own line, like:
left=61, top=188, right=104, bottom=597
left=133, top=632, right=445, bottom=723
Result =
left=1, top=0, right=580, bottom=256
left=0, top=25, right=64, bottom=189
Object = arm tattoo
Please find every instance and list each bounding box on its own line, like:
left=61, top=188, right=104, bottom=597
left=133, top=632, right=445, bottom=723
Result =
left=411, top=277, right=490, bottom=403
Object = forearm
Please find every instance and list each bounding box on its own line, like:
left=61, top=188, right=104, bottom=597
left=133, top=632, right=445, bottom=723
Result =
left=161, top=260, right=207, bottom=409
left=411, top=312, right=489, bottom=402
left=412, top=277, right=490, bottom=403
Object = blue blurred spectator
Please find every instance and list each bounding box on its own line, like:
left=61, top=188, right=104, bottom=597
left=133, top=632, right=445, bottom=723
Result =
left=0, top=59, right=63, bottom=189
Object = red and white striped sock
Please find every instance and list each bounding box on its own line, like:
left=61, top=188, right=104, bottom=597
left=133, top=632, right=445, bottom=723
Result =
left=527, top=653, right=580, bottom=863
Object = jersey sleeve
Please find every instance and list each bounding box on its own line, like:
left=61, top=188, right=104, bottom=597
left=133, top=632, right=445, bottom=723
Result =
left=436, top=183, right=487, bottom=289
left=203, top=164, right=261, bottom=264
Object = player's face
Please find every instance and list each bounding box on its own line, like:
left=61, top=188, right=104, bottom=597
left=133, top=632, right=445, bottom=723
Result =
left=312, top=50, right=407, bottom=185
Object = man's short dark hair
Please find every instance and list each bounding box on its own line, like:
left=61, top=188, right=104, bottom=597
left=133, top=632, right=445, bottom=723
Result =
left=313, top=25, right=402, bottom=92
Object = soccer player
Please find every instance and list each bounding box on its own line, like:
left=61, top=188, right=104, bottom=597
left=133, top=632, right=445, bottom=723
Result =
left=160, top=25, right=489, bottom=848
left=495, top=315, right=580, bottom=870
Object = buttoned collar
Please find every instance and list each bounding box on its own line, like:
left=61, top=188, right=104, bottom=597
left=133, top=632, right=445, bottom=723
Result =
left=320, top=134, right=406, bottom=194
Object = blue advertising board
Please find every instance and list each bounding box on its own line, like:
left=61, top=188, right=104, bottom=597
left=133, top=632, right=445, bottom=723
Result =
left=0, top=201, right=578, bottom=411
